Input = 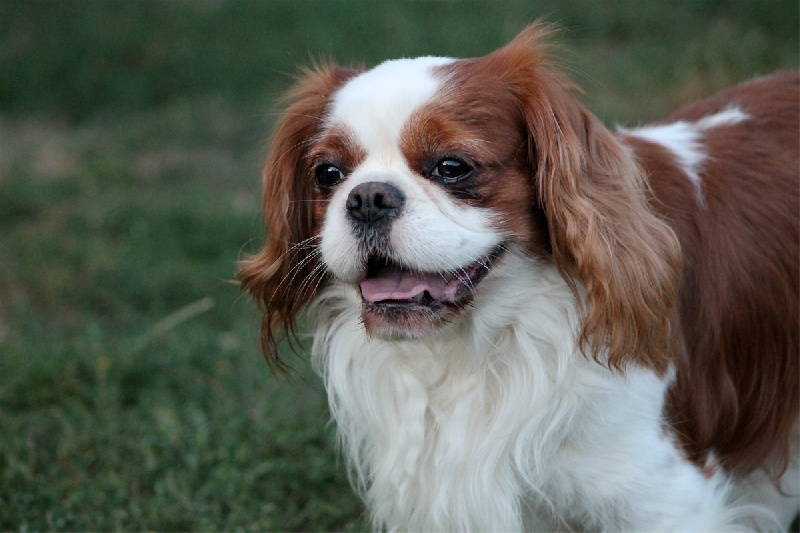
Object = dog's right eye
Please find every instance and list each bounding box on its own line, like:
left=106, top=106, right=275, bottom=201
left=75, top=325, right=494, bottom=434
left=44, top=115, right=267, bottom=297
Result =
left=315, top=164, right=345, bottom=188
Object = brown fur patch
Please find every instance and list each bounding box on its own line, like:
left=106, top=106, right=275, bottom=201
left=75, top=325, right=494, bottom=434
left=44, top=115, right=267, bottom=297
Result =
left=237, top=65, right=361, bottom=369
left=628, top=72, right=800, bottom=475
left=444, top=24, right=683, bottom=372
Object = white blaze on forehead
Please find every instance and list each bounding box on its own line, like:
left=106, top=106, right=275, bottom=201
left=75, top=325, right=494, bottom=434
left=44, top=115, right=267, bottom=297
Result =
left=326, top=56, right=454, bottom=157
left=620, top=106, right=749, bottom=207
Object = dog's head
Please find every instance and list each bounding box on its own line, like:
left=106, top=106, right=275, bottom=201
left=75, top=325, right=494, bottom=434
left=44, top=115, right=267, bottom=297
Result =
left=239, top=24, right=680, bottom=371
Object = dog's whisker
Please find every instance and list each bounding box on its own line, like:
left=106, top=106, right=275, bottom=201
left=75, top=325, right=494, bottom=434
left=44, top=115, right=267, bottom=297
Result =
left=264, top=247, right=322, bottom=311
left=297, top=261, right=328, bottom=297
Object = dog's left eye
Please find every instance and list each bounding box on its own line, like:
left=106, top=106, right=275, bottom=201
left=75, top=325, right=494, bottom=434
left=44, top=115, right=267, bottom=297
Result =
left=431, top=158, right=474, bottom=184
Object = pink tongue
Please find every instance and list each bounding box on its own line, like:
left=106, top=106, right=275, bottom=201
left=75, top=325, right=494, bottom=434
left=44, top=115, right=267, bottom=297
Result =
left=360, top=270, right=460, bottom=303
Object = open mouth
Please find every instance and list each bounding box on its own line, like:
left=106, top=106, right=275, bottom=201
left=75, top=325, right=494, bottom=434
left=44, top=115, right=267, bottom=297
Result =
left=356, top=244, right=506, bottom=334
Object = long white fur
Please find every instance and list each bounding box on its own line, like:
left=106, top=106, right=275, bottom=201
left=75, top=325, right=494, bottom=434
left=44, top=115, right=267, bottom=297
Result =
left=309, top=59, right=787, bottom=530
left=311, top=252, right=752, bottom=530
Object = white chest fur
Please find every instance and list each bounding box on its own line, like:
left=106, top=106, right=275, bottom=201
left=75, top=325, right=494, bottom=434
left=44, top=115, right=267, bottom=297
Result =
left=311, top=254, right=749, bottom=531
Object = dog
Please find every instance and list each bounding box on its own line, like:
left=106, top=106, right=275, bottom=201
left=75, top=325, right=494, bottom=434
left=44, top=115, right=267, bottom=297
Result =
left=239, top=24, right=799, bottom=530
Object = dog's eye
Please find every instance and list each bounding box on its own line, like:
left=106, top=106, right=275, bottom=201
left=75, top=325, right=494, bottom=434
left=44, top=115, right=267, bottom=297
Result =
left=315, top=163, right=345, bottom=188
left=431, top=158, right=474, bottom=184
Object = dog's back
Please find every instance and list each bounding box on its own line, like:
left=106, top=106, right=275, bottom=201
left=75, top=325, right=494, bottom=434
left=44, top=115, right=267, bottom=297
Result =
left=622, top=72, right=799, bottom=479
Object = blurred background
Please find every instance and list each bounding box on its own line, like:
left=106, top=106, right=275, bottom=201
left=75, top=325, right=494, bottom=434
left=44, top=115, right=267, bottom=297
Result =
left=0, top=1, right=797, bottom=530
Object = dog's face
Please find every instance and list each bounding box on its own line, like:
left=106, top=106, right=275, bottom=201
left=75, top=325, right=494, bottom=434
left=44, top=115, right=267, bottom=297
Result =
left=314, top=56, right=544, bottom=338
left=239, top=25, right=681, bottom=370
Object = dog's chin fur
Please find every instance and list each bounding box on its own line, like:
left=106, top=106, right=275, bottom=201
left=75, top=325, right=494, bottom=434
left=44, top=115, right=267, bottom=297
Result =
left=359, top=298, right=467, bottom=340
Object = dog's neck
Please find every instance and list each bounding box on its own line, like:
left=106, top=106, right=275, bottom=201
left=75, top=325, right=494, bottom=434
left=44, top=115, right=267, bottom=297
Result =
left=309, top=252, right=739, bottom=529
left=313, top=254, right=744, bottom=530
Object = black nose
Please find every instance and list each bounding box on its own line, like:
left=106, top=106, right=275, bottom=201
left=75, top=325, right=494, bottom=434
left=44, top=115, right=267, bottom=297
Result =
left=346, top=182, right=405, bottom=223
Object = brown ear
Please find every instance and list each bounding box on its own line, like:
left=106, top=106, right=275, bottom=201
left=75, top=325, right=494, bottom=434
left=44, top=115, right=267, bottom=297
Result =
left=495, top=24, right=682, bottom=370
left=238, top=65, right=360, bottom=369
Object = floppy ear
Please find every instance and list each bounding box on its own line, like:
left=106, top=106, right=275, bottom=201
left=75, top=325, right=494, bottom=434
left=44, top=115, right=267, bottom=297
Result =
left=238, top=65, right=359, bottom=369
left=496, top=24, right=682, bottom=370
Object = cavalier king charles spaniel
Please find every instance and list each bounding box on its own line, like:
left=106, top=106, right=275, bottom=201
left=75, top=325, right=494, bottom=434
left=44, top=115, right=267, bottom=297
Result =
left=239, top=24, right=799, bottom=531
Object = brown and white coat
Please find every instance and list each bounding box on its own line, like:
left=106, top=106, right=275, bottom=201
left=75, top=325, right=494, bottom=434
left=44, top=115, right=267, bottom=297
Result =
left=240, top=25, right=799, bottom=530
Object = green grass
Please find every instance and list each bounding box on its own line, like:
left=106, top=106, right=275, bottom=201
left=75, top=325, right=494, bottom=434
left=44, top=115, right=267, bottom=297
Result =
left=0, top=1, right=797, bottom=530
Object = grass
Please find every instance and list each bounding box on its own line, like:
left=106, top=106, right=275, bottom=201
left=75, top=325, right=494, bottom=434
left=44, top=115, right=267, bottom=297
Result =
left=0, top=1, right=797, bottom=530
